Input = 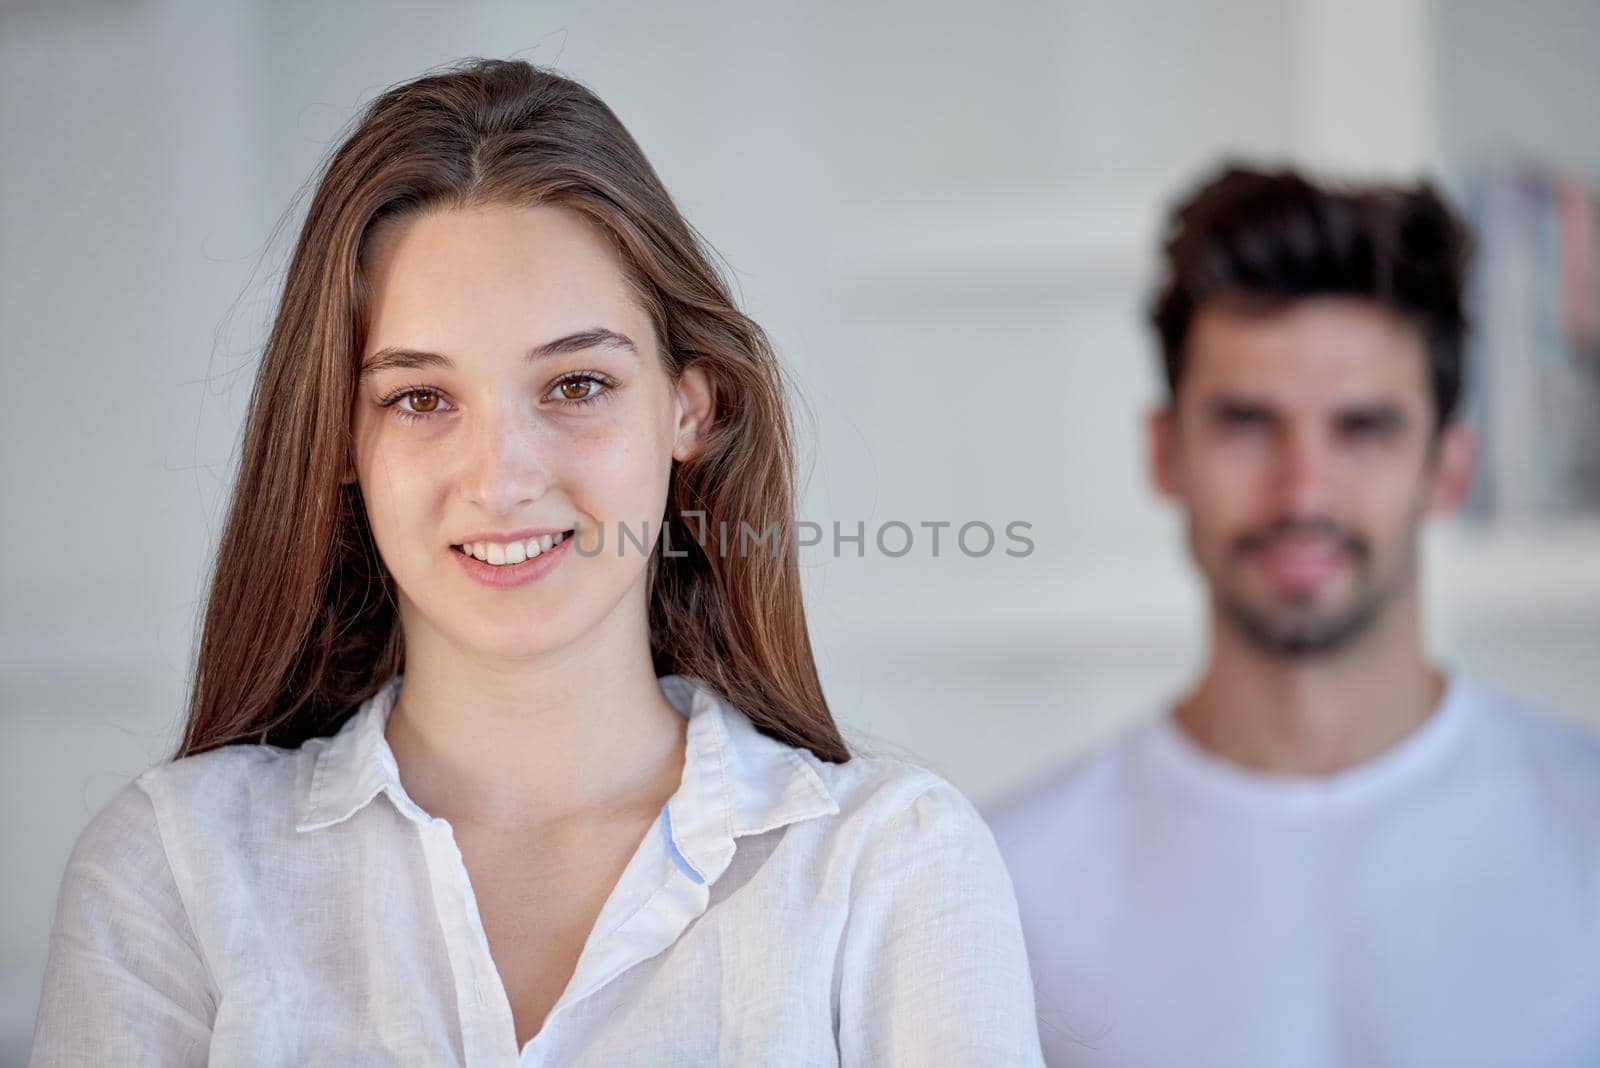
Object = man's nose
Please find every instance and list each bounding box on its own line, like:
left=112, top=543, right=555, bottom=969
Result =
left=1272, top=426, right=1333, bottom=518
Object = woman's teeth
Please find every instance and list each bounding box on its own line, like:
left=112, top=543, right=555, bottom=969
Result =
left=459, top=531, right=566, bottom=565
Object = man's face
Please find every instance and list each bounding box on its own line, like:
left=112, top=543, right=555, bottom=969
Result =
left=1151, top=297, right=1473, bottom=658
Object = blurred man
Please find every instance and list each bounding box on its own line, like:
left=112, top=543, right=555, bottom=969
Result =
left=987, top=165, right=1600, bottom=1067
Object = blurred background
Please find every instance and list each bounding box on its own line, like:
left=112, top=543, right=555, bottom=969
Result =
left=2, top=0, right=1597, bottom=1058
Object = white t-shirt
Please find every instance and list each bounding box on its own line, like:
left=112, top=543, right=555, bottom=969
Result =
left=986, top=673, right=1600, bottom=1067
left=30, top=673, right=1044, bottom=1067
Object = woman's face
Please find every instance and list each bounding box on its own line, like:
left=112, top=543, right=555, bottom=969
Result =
left=350, top=202, right=710, bottom=664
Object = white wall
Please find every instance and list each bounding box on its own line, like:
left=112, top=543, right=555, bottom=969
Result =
left=3, top=1, right=1597, bottom=1059
left=1436, top=0, right=1600, bottom=175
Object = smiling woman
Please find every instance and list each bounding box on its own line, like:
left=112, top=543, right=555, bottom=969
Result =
left=349, top=202, right=718, bottom=669
left=28, top=58, right=1045, bottom=1065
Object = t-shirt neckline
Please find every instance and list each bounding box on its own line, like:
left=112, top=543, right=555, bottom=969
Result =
left=1145, top=671, right=1475, bottom=817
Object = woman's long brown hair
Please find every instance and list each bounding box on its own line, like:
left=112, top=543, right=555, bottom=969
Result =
left=173, top=58, right=848, bottom=764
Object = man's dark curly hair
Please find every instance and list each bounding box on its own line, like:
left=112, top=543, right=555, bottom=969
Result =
left=1148, top=163, right=1474, bottom=429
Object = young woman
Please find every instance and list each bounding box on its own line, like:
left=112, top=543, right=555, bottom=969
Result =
left=30, top=59, right=1042, bottom=1066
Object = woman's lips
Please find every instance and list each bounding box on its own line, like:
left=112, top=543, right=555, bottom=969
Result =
left=452, top=533, right=575, bottom=589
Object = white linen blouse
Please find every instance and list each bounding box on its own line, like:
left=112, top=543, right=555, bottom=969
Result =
left=30, top=673, right=1044, bottom=1066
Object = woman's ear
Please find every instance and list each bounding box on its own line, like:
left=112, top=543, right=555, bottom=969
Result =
left=339, top=442, right=359, bottom=486
left=672, top=364, right=715, bottom=462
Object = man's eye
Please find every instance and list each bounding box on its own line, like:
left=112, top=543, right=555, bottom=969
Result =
left=1339, top=417, right=1400, bottom=441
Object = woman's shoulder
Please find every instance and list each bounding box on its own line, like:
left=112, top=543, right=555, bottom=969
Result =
left=694, top=680, right=990, bottom=843
left=800, top=750, right=1033, bottom=1007
left=806, top=758, right=1043, bottom=1066
left=63, top=773, right=168, bottom=873
left=76, top=737, right=323, bottom=873
left=54, top=740, right=323, bottom=930
left=51, top=776, right=197, bottom=958
left=798, top=748, right=994, bottom=848
left=133, top=735, right=313, bottom=818
left=70, top=740, right=303, bottom=840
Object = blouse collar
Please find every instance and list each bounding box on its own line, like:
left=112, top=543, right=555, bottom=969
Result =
left=293, top=672, right=840, bottom=886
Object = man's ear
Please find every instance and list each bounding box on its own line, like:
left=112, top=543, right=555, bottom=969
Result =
left=1426, top=420, right=1477, bottom=514
left=672, top=364, right=715, bottom=462
left=1148, top=405, right=1182, bottom=501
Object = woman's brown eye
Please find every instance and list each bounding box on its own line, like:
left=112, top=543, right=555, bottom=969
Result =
left=410, top=391, right=440, bottom=412
left=560, top=379, right=595, bottom=401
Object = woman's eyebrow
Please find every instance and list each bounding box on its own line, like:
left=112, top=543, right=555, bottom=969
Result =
left=360, top=327, right=637, bottom=378
left=532, top=327, right=638, bottom=361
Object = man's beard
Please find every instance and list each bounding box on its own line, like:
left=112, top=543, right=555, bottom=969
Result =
left=1215, top=516, right=1414, bottom=658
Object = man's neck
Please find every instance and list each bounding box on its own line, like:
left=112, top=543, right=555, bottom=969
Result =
left=1175, top=590, right=1446, bottom=775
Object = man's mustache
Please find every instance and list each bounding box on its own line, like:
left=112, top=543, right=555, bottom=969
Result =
left=1230, top=517, right=1370, bottom=564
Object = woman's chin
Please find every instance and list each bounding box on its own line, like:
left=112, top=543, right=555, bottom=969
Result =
left=461, top=629, right=575, bottom=663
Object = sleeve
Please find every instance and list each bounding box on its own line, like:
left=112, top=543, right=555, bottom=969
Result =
left=29, top=779, right=215, bottom=1066
left=835, top=777, right=1047, bottom=1067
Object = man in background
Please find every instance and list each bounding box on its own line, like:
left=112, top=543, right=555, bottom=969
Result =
left=987, top=165, right=1600, bottom=1066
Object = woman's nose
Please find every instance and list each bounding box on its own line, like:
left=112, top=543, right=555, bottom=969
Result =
left=461, top=405, right=551, bottom=512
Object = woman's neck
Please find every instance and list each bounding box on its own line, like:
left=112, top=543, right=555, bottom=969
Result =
left=383, top=597, right=687, bottom=833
